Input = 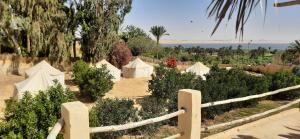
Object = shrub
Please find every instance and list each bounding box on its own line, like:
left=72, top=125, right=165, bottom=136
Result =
left=108, top=41, right=132, bottom=69
left=165, top=57, right=177, bottom=68
left=79, top=66, right=114, bottom=101
left=73, top=60, right=89, bottom=84
left=135, top=97, right=167, bottom=135
left=148, top=64, right=270, bottom=120
left=268, top=69, right=300, bottom=100
left=196, top=67, right=270, bottom=119
left=0, top=83, right=74, bottom=138
left=89, top=99, right=138, bottom=139
left=149, top=64, right=197, bottom=113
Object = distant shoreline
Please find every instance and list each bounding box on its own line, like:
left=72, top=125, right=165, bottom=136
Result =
left=160, top=40, right=291, bottom=45
left=161, top=43, right=290, bottom=50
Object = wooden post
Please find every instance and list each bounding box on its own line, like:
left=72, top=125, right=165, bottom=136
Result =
left=61, top=101, right=90, bottom=139
left=178, top=89, right=201, bottom=139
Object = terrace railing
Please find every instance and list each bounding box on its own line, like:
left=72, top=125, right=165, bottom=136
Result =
left=47, top=86, right=300, bottom=139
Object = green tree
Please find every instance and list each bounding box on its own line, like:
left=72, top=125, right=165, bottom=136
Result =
left=120, top=25, right=150, bottom=42
left=77, top=0, right=132, bottom=62
left=0, top=0, right=73, bottom=65
left=127, top=36, right=156, bottom=56
left=149, top=26, right=169, bottom=47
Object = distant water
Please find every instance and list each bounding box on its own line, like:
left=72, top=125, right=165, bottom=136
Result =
left=162, top=43, right=290, bottom=50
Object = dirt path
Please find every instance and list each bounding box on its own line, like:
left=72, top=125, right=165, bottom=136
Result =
left=204, top=108, right=300, bottom=139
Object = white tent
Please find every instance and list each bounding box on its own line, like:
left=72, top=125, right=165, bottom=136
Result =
left=14, top=71, right=58, bottom=99
left=95, top=60, right=121, bottom=82
left=185, top=62, right=210, bottom=80
left=25, top=60, right=65, bottom=85
left=122, top=58, right=154, bottom=78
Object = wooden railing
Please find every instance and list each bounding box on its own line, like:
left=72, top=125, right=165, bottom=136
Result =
left=47, top=86, right=300, bottom=139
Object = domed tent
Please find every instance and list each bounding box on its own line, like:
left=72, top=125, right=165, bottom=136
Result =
left=25, top=60, right=65, bottom=85
left=95, top=60, right=121, bottom=82
left=185, top=62, right=210, bottom=80
left=14, top=71, right=58, bottom=99
left=122, top=58, right=154, bottom=78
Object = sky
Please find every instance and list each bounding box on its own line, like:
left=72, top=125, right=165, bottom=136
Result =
left=122, top=0, right=300, bottom=43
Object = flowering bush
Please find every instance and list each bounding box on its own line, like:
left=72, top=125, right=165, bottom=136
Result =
left=166, top=56, right=177, bottom=68
left=108, top=41, right=133, bottom=69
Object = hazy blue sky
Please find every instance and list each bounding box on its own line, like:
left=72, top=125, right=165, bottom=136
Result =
left=122, top=0, right=300, bottom=43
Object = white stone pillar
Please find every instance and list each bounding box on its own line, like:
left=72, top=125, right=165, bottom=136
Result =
left=61, top=101, right=90, bottom=139
left=178, top=89, right=201, bottom=139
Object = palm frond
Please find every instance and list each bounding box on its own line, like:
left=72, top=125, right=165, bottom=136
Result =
left=207, top=0, right=267, bottom=39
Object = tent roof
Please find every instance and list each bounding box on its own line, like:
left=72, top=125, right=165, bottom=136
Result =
left=186, top=62, right=210, bottom=75
left=15, top=70, right=55, bottom=93
left=95, top=60, right=120, bottom=72
left=123, top=58, right=153, bottom=68
left=25, top=60, right=63, bottom=77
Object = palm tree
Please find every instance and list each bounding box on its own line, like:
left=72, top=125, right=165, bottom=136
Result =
left=207, top=0, right=300, bottom=38
left=150, top=26, right=169, bottom=46
left=289, top=40, right=300, bottom=52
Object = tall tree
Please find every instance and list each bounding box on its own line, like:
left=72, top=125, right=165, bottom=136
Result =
left=0, top=0, right=72, bottom=65
left=120, top=25, right=150, bottom=42
left=149, top=26, right=169, bottom=47
left=77, top=0, right=132, bottom=62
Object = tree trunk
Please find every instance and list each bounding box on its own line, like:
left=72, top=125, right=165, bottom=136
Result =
left=26, top=33, right=31, bottom=54
left=73, top=40, right=77, bottom=58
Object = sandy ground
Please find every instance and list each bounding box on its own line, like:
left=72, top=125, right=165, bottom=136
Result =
left=104, top=77, right=150, bottom=99
left=0, top=74, right=24, bottom=118
left=204, top=108, right=300, bottom=139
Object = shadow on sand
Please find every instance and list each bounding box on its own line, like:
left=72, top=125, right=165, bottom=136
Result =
left=278, top=125, right=300, bottom=139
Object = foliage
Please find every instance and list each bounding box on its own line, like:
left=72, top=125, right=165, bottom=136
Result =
left=108, top=41, right=133, bottom=69
left=120, top=25, right=150, bottom=42
left=127, top=36, right=156, bottom=56
left=149, top=64, right=197, bottom=113
left=0, top=83, right=74, bottom=138
left=207, top=0, right=265, bottom=37
left=89, top=98, right=138, bottom=139
left=77, top=0, right=132, bottom=62
left=268, top=68, right=300, bottom=100
left=149, top=26, right=168, bottom=46
left=166, top=57, right=177, bottom=68
left=195, top=67, right=270, bottom=119
left=0, top=0, right=72, bottom=65
left=249, top=47, right=267, bottom=59
left=79, top=66, right=114, bottom=101
left=72, top=60, right=89, bottom=85
left=281, top=40, right=300, bottom=64
left=135, top=97, right=167, bottom=135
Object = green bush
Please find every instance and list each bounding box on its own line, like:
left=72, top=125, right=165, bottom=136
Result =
left=134, top=97, right=167, bottom=135
left=73, top=60, right=89, bottom=84
left=148, top=64, right=270, bottom=120
left=196, top=67, right=270, bottom=119
left=79, top=66, right=114, bottom=101
left=89, top=99, right=138, bottom=139
left=268, top=68, right=300, bottom=100
left=149, top=64, right=198, bottom=113
left=0, top=83, right=74, bottom=138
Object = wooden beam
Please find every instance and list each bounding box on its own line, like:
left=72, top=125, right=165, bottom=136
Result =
left=274, top=0, right=300, bottom=7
